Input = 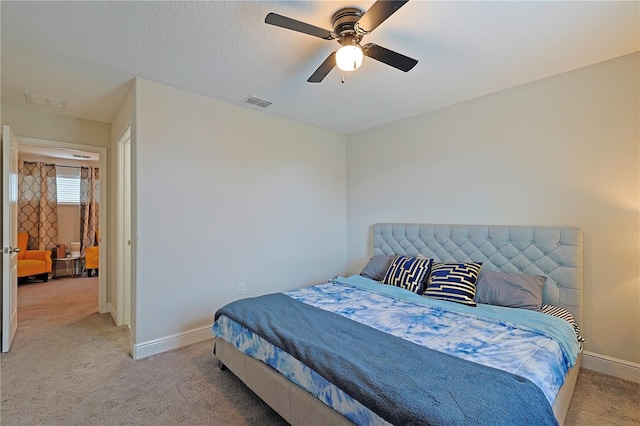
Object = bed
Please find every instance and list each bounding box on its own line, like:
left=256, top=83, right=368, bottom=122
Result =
left=212, top=223, right=583, bottom=425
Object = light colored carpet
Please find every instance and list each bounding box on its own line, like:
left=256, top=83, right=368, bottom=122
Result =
left=1, top=277, right=638, bottom=425
left=1, top=277, right=286, bottom=426
left=566, top=367, right=640, bottom=425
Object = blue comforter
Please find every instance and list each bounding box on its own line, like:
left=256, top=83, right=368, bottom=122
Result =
left=215, top=291, right=558, bottom=425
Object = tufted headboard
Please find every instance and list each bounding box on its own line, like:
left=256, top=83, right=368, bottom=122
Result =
left=373, top=223, right=583, bottom=326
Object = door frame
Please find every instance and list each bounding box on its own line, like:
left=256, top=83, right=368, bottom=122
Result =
left=18, top=136, right=108, bottom=314
left=116, top=126, right=131, bottom=327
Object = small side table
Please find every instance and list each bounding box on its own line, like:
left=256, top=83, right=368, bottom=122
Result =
left=53, top=256, right=82, bottom=279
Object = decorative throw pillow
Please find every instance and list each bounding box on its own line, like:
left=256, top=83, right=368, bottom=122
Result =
left=360, top=254, right=395, bottom=281
left=382, top=255, right=434, bottom=294
left=424, top=262, right=483, bottom=306
left=475, top=271, right=545, bottom=312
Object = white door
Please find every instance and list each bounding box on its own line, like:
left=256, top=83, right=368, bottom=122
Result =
left=2, top=125, right=20, bottom=352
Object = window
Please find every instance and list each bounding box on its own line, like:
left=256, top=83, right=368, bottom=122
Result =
left=56, top=166, right=80, bottom=204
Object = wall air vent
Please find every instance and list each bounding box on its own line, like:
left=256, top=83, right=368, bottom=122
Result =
left=242, top=95, right=273, bottom=108
left=24, top=93, right=67, bottom=109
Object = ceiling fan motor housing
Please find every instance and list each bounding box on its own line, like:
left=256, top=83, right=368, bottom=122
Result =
left=332, top=7, right=365, bottom=45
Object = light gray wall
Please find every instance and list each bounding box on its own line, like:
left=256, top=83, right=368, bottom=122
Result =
left=346, top=53, right=640, bottom=366
left=134, top=78, right=347, bottom=345
left=2, top=104, right=110, bottom=147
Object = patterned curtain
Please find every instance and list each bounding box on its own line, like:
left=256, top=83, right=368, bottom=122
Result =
left=18, top=161, right=58, bottom=250
left=80, top=166, right=99, bottom=255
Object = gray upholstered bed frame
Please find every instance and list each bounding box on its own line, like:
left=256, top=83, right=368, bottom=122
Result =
left=373, top=223, right=583, bottom=326
left=216, top=223, right=583, bottom=425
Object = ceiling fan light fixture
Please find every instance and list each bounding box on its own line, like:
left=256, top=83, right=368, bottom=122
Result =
left=336, top=45, right=363, bottom=71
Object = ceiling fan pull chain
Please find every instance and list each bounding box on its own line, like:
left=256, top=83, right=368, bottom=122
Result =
left=341, top=74, right=345, bottom=84
left=352, top=38, right=357, bottom=71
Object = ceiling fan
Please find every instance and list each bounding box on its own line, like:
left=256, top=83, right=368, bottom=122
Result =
left=265, top=0, right=418, bottom=83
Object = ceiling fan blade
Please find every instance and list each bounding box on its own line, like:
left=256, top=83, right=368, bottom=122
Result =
left=307, top=52, right=336, bottom=83
left=362, top=43, right=418, bottom=72
left=356, top=0, right=409, bottom=33
left=265, top=13, right=335, bottom=40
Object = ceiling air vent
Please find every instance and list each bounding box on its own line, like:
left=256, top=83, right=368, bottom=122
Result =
left=24, top=92, right=67, bottom=109
left=242, top=95, right=273, bottom=108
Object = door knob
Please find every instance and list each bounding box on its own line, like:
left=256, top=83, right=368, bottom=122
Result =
left=3, top=247, right=20, bottom=254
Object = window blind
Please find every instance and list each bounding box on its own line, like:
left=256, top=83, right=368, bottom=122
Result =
left=56, top=166, right=80, bottom=204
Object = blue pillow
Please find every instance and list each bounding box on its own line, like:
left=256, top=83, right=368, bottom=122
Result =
left=382, top=255, right=433, bottom=294
left=424, top=262, right=483, bottom=306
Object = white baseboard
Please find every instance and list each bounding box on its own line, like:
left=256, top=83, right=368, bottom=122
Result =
left=131, top=324, right=214, bottom=360
left=582, top=350, right=640, bottom=383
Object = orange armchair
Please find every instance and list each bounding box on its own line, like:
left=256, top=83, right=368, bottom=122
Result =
left=85, top=230, right=99, bottom=277
left=17, top=232, right=52, bottom=282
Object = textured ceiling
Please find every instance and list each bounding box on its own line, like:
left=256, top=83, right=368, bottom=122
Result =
left=1, top=1, right=638, bottom=135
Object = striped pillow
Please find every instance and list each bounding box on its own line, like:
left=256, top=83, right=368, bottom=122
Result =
left=424, top=262, right=483, bottom=306
left=541, top=304, right=585, bottom=343
left=382, top=255, right=433, bottom=294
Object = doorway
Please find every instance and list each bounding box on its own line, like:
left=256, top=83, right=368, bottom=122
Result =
left=17, top=137, right=107, bottom=315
